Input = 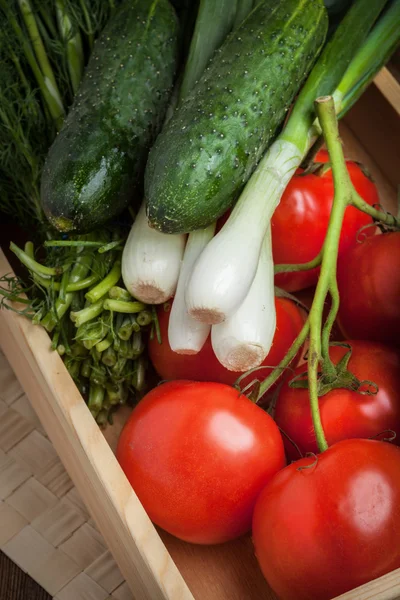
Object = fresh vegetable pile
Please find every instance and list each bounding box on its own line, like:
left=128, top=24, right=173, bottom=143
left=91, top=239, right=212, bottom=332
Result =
left=2, top=0, right=400, bottom=598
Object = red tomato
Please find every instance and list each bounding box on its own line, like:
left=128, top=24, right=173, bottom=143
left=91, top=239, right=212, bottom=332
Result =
left=148, top=298, right=304, bottom=388
left=337, top=232, right=400, bottom=347
left=274, top=341, right=400, bottom=461
left=252, top=438, right=400, bottom=600
left=272, top=150, right=378, bottom=292
left=117, top=380, right=285, bottom=544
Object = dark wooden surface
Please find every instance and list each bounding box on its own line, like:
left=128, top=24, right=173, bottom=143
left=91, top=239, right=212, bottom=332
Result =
left=0, top=552, right=51, bottom=600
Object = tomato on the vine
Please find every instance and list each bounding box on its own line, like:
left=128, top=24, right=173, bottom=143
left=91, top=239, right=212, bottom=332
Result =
left=274, top=340, right=400, bottom=461
left=337, top=232, right=400, bottom=347
left=148, top=297, right=304, bottom=388
left=252, top=438, right=400, bottom=600
left=272, top=150, right=378, bottom=292
left=117, top=380, right=285, bottom=544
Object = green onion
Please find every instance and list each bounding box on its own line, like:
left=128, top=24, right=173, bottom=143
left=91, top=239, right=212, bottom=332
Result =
left=136, top=310, right=152, bottom=327
left=70, top=299, right=104, bottom=327
left=117, top=315, right=136, bottom=340
left=96, top=334, right=113, bottom=353
left=108, top=286, right=132, bottom=301
left=102, top=346, right=117, bottom=367
left=81, top=357, right=92, bottom=379
left=103, top=299, right=146, bottom=313
left=85, top=260, right=121, bottom=303
left=88, top=383, right=104, bottom=418
left=178, top=0, right=238, bottom=103
left=186, top=0, right=394, bottom=323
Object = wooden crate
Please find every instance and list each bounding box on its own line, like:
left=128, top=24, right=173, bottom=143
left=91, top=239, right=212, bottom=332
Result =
left=0, top=69, right=399, bottom=600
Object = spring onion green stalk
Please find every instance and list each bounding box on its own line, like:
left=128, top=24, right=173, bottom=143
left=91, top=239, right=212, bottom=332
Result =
left=85, top=260, right=121, bottom=303
left=117, top=316, right=135, bottom=340
left=96, top=333, right=113, bottom=353
left=81, top=357, right=92, bottom=378
left=333, top=0, right=400, bottom=117
left=108, top=286, right=132, bottom=302
left=40, top=243, right=94, bottom=331
left=10, top=242, right=63, bottom=277
left=233, top=0, right=254, bottom=29
left=70, top=299, right=104, bottom=327
left=102, top=345, right=117, bottom=367
left=186, top=0, right=390, bottom=324
left=168, top=224, right=215, bottom=353
left=177, top=0, right=238, bottom=104
left=103, top=299, right=146, bottom=313
left=122, top=201, right=186, bottom=304
left=131, top=331, right=144, bottom=358
left=136, top=310, right=152, bottom=327
left=58, top=268, right=70, bottom=304
left=211, top=226, right=275, bottom=371
left=88, top=383, right=104, bottom=418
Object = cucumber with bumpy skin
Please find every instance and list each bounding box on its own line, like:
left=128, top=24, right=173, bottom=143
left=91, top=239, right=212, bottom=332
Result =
left=145, top=0, right=328, bottom=234
left=41, top=0, right=179, bottom=233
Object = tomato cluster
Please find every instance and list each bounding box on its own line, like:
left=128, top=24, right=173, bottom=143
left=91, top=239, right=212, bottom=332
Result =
left=117, top=152, right=400, bottom=600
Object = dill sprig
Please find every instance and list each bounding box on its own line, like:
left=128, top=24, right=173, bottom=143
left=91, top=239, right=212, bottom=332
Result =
left=0, top=0, right=120, bottom=232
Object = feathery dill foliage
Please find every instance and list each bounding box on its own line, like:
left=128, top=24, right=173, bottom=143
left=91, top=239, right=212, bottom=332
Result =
left=0, top=0, right=119, bottom=232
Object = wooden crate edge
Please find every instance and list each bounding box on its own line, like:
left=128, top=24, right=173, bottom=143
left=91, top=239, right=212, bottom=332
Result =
left=374, top=66, right=400, bottom=117
left=0, top=249, right=194, bottom=600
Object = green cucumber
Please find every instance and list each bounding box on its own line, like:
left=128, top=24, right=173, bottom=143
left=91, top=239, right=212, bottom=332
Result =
left=41, top=0, right=179, bottom=233
left=145, top=0, right=328, bottom=234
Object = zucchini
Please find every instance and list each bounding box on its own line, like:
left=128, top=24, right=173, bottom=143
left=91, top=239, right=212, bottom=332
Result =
left=41, top=0, right=179, bottom=233
left=145, top=0, right=328, bottom=234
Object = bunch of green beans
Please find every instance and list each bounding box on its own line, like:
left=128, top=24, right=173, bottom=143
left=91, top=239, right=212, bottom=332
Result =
left=7, top=232, right=159, bottom=426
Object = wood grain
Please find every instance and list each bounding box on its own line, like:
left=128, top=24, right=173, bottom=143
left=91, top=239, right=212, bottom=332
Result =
left=374, top=67, right=400, bottom=117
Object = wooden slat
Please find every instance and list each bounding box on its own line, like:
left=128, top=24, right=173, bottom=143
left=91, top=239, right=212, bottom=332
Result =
left=334, top=568, right=400, bottom=600
left=374, top=67, right=400, bottom=117
left=0, top=268, right=194, bottom=600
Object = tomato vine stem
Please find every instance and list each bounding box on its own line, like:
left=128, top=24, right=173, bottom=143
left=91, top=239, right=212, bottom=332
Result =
left=258, top=95, right=382, bottom=453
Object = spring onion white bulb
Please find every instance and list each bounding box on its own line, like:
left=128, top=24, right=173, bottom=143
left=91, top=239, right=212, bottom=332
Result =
left=122, top=201, right=186, bottom=304
left=211, top=225, right=276, bottom=372
left=168, top=224, right=216, bottom=354
left=185, top=140, right=302, bottom=325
